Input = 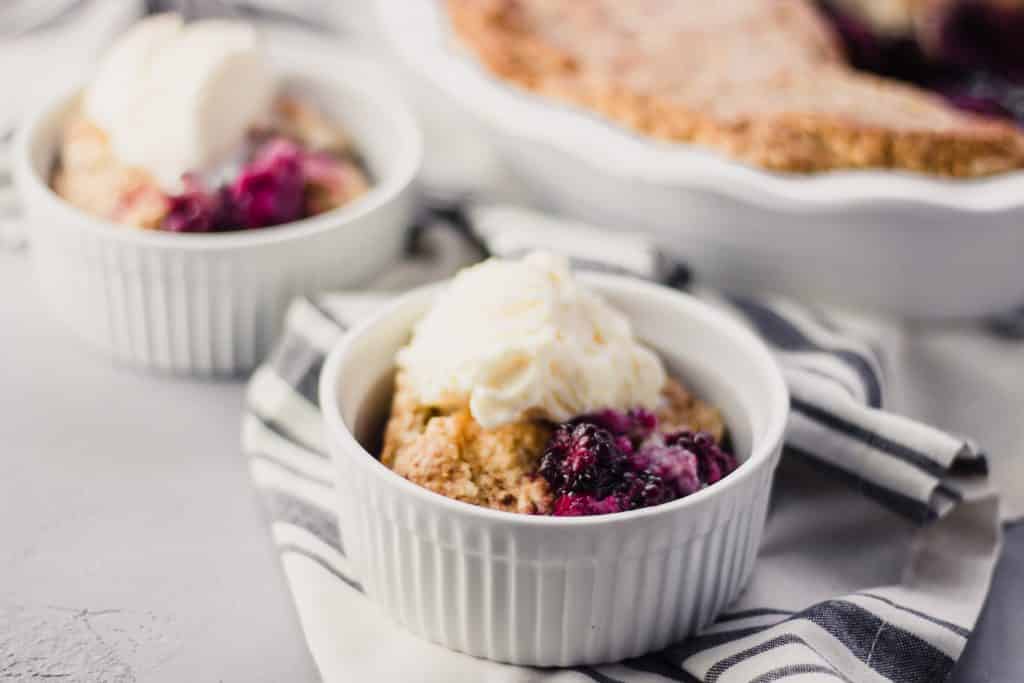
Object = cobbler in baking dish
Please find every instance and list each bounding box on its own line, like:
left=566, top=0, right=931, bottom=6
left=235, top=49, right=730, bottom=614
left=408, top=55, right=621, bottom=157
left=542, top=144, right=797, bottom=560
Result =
left=379, top=252, right=737, bottom=517
left=446, top=0, right=1024, bottom=177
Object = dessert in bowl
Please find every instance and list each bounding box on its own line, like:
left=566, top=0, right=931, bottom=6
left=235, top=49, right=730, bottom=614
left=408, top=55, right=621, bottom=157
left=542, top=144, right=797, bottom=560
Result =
left=380, top=252, right=737, bottom=517
left=320, top=253, right=789, bottom=665
left=14, top=18, right=421, bottom=374
left=51, top=14, right=371, bottom=233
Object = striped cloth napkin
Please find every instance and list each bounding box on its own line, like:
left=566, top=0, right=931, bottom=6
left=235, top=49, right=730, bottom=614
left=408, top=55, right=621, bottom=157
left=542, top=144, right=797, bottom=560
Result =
left=243, top=206, right=1001, bottom=683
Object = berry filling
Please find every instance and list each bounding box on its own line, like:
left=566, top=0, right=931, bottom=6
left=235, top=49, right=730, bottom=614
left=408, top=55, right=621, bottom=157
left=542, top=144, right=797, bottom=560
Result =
left=818, top=0, right=1024, bottom=125
left=539, top=409, right=738, bottom=517
left=161, top=136, right=361, bottom=233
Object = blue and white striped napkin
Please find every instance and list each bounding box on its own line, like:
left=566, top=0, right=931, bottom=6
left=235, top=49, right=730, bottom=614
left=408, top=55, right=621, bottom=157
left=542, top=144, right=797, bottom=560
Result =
left=243, top=206, right=1001, bottom=683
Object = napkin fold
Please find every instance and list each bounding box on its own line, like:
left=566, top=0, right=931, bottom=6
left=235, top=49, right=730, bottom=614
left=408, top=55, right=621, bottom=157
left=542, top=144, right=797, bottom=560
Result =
left=243, top=206, right=1001, bottom=683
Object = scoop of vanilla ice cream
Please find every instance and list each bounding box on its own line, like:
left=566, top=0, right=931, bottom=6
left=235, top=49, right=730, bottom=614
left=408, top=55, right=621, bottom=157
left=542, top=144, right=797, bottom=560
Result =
left=397, top=252, right=667, bottom=429
left=83, top=14, right=276, bottom=189
left=84, top=13, right=184, bottom=132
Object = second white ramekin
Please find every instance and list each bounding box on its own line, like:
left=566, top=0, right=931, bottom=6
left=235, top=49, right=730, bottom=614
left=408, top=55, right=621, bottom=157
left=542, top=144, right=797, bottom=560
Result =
left=13, top=38, right=421, bottom=376
left=320, top=275, right=789, bottom=666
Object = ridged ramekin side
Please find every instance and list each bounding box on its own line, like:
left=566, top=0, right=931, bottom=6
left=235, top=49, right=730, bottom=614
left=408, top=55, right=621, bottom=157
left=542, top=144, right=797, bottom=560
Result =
left=332, top=441, right=781, bottom=667
left=26, top=189, right=410, bottom=376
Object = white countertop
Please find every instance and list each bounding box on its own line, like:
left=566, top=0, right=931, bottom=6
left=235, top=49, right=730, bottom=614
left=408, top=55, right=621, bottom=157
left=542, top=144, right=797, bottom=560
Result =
left=0, top=251, right=317, bottom=682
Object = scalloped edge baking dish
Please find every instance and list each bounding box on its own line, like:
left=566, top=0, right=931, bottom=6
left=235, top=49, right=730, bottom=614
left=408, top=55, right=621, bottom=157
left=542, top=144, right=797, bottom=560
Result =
left=375, top=0, right=1024, bottom=319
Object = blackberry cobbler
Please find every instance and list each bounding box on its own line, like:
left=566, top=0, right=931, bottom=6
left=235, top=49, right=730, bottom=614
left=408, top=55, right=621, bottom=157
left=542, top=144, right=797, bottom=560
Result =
left=51, top=14, right=370, bottom=232
left=380, top=252, right=738, bottom=517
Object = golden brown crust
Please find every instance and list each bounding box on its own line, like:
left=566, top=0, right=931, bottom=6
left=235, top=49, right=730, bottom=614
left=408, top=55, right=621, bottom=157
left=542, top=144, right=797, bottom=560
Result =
left=381, top=371, right=555, bottom=514
left=656, top=379, right=727, bottom=443
left=52, top=113, right=169, bottom=229
left=446, top=0, right=1024, bottom=177
left=380, top=373, right=726, bottom=514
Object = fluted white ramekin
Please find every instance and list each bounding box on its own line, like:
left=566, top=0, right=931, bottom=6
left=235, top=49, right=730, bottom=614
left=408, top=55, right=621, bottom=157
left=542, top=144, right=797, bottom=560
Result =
left=320, top=275, right=789, bottom=666
left=13, top=42, right=421, bottom=376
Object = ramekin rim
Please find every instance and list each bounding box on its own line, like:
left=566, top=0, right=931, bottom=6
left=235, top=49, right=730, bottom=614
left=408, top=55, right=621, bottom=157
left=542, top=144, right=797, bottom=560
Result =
left=319, top=274, right=790, bottom=528
left=12, top=55, right=422, bottom=251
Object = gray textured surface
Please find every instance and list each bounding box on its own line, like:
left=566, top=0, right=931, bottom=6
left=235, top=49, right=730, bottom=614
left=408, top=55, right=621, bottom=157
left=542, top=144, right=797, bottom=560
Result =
left=0, top=252, right=318, bottom=682
left=1, top=249, right=1021, bottom=682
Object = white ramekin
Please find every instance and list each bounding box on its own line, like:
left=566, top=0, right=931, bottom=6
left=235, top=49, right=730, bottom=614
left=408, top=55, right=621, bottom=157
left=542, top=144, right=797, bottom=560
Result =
left=13, top=42, right=421, bottom=376
left=320, top=275, right=789, bottom=666
left=376, top=0, right=1024, bottom=320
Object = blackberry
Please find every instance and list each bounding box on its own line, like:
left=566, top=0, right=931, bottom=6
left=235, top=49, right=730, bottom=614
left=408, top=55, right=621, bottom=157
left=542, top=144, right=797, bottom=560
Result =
left=631, top=443, right=700, bottom=497
left=664, top=430, right=738, bottom=486
left=539, top=422, right=627, bottom=496
left=616, top=471, right=675, bottom=511
left=230, top=138, right=306, bottom=228
left=574, top=408, right=658, bottom=453
left=163, top=175, right=223, bottom=232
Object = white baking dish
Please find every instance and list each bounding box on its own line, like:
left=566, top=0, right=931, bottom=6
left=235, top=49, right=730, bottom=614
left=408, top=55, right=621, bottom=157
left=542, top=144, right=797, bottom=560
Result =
left=375, top=0, right=1024, bottom=319
left=13, top=32, right=421, bottom=375
left=320, top=275, right=789, bottom=666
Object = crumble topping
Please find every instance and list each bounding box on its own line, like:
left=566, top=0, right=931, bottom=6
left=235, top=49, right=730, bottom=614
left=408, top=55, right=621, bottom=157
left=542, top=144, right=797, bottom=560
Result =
left=381, top=371, right=726, bottom=514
